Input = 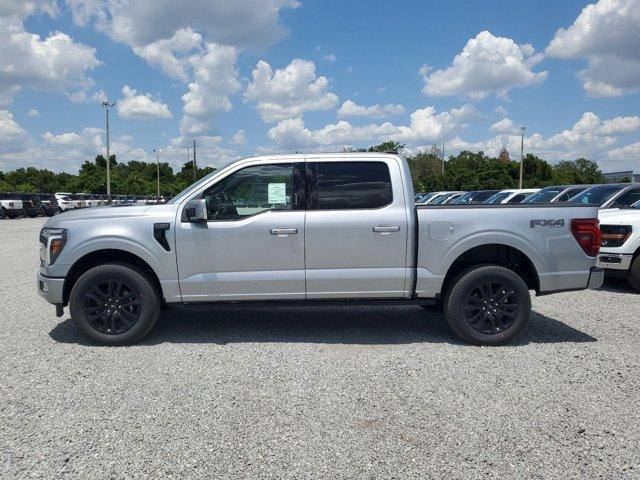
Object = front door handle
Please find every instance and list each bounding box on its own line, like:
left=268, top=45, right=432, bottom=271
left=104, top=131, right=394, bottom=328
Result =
left=372, top=225, right=400, bottom=233
left=270, top=227, right=298, bottom=235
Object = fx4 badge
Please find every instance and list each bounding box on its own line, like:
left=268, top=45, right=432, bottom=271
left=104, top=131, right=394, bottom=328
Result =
left=530, top=219, right=565, bottom=228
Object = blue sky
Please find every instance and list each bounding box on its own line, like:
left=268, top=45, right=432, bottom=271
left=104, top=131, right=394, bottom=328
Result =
left=1, top=0, right=639, bottom=173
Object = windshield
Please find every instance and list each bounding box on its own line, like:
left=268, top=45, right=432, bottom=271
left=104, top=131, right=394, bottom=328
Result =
left=417, top=192, right=437, bottom=203
left=451, top=192, right=473, bottom=204
left=522, top=187, right=563, bottom=203
left=569, top=185, right=624, bottom=206
left=169, top=169, right=221, bottom=204
left=483, top=192, right=511, bottom=204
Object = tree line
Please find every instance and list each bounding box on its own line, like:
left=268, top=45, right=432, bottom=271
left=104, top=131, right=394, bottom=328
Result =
left=0, top=144, right=607, bottom=196
left=368, top=141, right=605, bottom=192
left=0, top=155, right=215, bottom=196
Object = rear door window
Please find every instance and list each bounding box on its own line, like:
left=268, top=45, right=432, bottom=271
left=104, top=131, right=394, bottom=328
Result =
left=310, top=161, right=392, bottom=210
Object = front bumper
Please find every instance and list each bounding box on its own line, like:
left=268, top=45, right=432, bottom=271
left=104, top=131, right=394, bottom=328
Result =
left=4, top=207, right=25, bottom=217
left=597, top=252, right=633, bottom=271
left=36, top=270, right=65, bottom=305
left=587, top=267, right=604, bottom=290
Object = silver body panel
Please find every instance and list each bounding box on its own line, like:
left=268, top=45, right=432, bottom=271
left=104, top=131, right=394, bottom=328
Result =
left=37, top=153, right=600, bottom=308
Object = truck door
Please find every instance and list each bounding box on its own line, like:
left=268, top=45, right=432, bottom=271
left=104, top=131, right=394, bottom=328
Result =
left=304, top=158, right=409, bottom=298
left=175, top=162, right=306, bottom=302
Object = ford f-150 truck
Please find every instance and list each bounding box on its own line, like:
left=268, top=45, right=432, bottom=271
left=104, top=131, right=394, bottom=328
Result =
left=37, top=153, right=604, bottom=345
left=597, top=206, right=640, bottom=291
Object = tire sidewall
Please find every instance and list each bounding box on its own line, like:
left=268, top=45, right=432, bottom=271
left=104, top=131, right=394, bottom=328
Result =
left=444, top=265, right=531, bottom=345
left=628, top=255, right=640, bottom=291
left=69, top=263, right=160, bottom=345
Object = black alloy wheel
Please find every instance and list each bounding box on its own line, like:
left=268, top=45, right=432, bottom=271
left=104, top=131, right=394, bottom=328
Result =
left=443, top=265, right=531, bottom=345
left=463, top=281, right=519, bottom=334
left=83, top=280, right=141, bottom=335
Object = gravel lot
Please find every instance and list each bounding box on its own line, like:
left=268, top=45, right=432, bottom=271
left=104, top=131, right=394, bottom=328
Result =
left=1, top=217, right=639, bottom=479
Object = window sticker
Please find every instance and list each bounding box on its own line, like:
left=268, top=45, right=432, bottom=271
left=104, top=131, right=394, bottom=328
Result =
left=268, top=183, right=287, bottom=204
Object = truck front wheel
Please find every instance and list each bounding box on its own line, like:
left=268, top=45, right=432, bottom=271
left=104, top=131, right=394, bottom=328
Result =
left=628, top=255, right=640, bottom=291
left=69, top=262, right=161, bottom=345
left=443, top=265, right=531, bottom=345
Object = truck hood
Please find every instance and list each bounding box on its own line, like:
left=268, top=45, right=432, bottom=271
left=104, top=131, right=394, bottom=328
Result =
left=44, top=204, right=178, bottom=227
left=598, top=208, right=640, bottom=226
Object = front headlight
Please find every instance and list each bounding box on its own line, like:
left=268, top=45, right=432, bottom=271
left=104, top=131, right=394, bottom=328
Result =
left=39, top=227, right=67, bottom=265
left=600, top=225, right=632, bottom=248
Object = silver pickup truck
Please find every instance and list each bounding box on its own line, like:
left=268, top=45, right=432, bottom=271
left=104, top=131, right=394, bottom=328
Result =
left=37, top=153, right=603, bottom=345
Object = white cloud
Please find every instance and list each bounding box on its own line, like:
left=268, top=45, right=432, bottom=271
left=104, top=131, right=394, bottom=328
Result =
left=337, top=100, right=405, bottom=118
left=244, top=59, right=339, bottom=122
left=132, top=28, right=203, bottom=82
left=179, top=43, right=241, bottom=135
left=0, top=109, right=29, bottom=152
left=421, top=31, right=547, bottom=100
left=117, top=85, right=172, bottom=120
left=27, top=108, right=40, bottom=117
left=265, top=105, right=477, bottom=150
left=66, top=0, right=300, bottom=51
left=597, top=116, right=640, bottom=135
left=322, top=54, right=336, bottom=62
left=608, top=141, right=640, bottom=158
left=490, top=118, right=517, bottom=134
left=546, top=0, right=640, bottom=97
left=67, top=89, right=108, bottom=104
left=230, top=129, right=246, bottom=145
left=0, top=9, right=101, bottom=104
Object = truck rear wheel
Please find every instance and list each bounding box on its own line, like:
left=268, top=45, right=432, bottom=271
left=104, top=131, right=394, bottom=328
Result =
left=628, top=255, right=640, bottom=291
left=443, top=265, right=531, bottom=345
left=69, top=262, right=161, bottom=345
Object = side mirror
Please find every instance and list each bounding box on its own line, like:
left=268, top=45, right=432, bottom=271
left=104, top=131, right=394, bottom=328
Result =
left=184, top=198, right=207, bottom=223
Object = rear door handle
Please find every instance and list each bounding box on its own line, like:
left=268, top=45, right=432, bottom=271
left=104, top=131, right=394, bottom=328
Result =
left=270, top=227, right=298, bottom=235
left=372, top=225, right=400, bottom=233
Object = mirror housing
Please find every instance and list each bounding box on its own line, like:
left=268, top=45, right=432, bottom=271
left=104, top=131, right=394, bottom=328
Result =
left=184, top=198, right=207, bottom=223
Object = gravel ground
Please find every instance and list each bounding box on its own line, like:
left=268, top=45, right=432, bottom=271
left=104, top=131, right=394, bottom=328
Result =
left=1, top=217, right=639, bottom=479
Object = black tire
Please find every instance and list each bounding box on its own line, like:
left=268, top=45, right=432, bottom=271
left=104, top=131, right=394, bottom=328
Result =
left=69, top=262, right=161, bottom=345
left=628, top=255, right=640, bottom=291
left=0, top=207, right=6, bottom=219
left=443, top=265, right=531, bottom=345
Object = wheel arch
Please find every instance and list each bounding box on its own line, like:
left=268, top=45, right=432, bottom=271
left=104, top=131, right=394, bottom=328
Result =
left=441, top=243, right=540, bottom=297
left=62, top=249, right=163, bottom=306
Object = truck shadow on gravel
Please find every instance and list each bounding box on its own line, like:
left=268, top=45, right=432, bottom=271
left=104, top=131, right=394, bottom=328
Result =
left=49, top=306, right=596, bottom=346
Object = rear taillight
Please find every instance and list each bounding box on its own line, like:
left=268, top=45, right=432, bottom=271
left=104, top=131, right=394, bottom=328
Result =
left=571, top=218, right=601, bottom=257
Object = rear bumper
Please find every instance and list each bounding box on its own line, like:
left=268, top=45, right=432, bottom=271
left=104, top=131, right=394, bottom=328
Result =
left=597, top=252, right=633, bottom=271
left=36, top=270, right=65, bottom=305
left=3, top=207, right=24, bottom=217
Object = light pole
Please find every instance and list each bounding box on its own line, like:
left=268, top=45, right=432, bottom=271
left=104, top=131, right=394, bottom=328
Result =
left=519, top=125, right=526, bottom=189
left=101, top=101, right=116, bottom=195
left=153, top=149, right=161, bottom=197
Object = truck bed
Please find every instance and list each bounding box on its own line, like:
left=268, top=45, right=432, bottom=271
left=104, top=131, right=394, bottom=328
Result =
left=414, top=203, right=600, bottom=298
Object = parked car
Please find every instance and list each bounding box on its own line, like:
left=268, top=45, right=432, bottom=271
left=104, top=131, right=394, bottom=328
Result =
left=420, top=191, right=465, bottom=204
left=569, top=184, right=640, bottom=209
left=37, top=194, right=60, bottom=216
left=597, top=206, right=640, bottom=290
left=483, top=189, right=540, bottom=204
left=522, top=185, right=589, bottom=204
left=55, top=192, right=85, bottom=209
left=37, top=153, right=603, bottom=346
left=450, top=190, right=500, bottom=205
left=0, top=192, right=25, bottom=218
left=439, top=192, right=467, bottom=204
left=54, top=193, right=75, bottom=211
left=19, top=193, right=44, bottom=217
left=77, top=193, right=98, bottom=208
